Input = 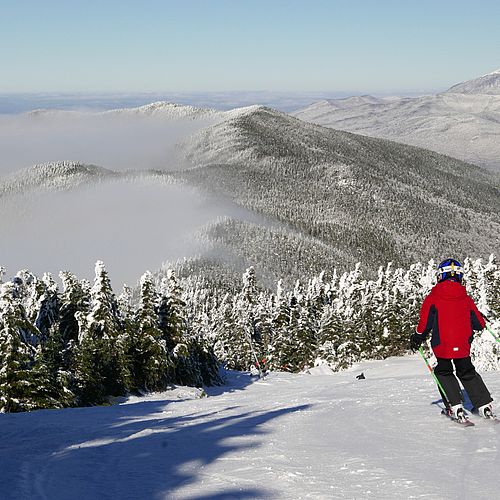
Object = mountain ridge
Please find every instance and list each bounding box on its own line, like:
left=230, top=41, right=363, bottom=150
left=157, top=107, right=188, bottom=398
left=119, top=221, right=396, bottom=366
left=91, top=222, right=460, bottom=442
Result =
left=178, top=106, right=500, bottom=271
left=447, top=68, right=500, bottom=95
left=292, top=74, right=500, bottom=171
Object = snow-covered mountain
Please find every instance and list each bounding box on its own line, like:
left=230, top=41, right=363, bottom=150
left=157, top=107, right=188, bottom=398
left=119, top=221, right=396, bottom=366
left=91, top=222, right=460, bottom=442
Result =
left=292, top=70, right=500, bottom=171
left=1, top=101, right=498, bottom=286
left=28, top=101, right=221, bottom=120
left=447, top=68, right=500, bottom=95
left=2, top=356, right=500, bottom=499
left=178, top=105, right=500, bottom=273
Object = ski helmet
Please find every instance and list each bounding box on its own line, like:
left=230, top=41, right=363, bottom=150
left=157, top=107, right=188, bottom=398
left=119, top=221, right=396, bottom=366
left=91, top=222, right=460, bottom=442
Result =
left=437, top=258, right=464, bottom=283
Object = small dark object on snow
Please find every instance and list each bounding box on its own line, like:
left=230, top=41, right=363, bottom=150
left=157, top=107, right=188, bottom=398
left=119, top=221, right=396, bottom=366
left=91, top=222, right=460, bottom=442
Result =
left=356, top=373, right=365, bottom=380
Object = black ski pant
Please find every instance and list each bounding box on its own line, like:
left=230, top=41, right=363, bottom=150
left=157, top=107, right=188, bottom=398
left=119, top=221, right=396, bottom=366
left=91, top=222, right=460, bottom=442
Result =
left=434, top=357, right=492, bottom=408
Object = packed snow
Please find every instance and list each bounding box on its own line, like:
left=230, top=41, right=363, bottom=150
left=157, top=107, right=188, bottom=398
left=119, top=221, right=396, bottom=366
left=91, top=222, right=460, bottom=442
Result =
left=2, top=355, right=500, bottom=499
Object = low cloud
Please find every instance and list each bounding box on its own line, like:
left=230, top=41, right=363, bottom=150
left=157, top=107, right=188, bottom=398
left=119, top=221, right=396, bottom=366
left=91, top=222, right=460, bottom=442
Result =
left=0, top=109, right=217, bottom=176
left=0, top=177, right=250, bottom=286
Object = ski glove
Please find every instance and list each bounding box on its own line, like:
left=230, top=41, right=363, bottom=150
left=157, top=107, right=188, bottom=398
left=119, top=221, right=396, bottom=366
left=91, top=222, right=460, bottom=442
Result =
left=410, top=333, right=424, bottom=352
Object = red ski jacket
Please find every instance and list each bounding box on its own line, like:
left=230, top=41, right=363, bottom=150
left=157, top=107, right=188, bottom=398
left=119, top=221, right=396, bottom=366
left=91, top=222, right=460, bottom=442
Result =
left=416, top=280, right=485, bottom=359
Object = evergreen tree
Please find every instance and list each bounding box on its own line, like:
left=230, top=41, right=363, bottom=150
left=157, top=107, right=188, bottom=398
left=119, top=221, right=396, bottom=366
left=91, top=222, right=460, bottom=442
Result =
left=87, top=261, right=120, bottom=339
left=159, top=270, right=187, bottom=350
left=0, top=283, right=59, bottom=412
left=128, top=271, right=169, bottom=392
left=31, top=273, right=60, bottom=343
left=72, top=261, right=126, bottom=404
left=59, top=271, right=89, bottom=346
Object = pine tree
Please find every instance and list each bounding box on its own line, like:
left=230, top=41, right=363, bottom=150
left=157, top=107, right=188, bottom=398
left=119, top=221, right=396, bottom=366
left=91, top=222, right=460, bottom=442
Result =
left=0, top=283, right=59, bottom=412
left=268, top=280, right=291, bottom=371
left=87, top=261, right=120, bottom=339
left=128, top=271, right=169, bottom=392
left=159, top=270, right=187, bottom=350
left=36, top=324, right=75, bottom=407
left=59, top=271, right=89, bottom=346
left=316, top=304, right=344, bottom=366
left=30, top=273, right=60, bottom=343
left=72, top=261, right=126, bottom=403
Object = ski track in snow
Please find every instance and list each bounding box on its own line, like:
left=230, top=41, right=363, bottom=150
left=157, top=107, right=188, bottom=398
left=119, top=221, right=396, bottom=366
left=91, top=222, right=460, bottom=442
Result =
left=2, top=355, right=500, bottom=499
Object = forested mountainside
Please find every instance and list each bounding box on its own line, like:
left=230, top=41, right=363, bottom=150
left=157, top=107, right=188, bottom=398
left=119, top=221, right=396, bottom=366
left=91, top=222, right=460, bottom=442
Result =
left=174, top=217, right=347, bottom=290
left=178, top=106, right=500, bottom=272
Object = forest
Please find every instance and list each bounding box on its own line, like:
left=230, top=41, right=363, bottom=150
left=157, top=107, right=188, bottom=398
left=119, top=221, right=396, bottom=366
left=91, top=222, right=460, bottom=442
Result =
left=0, top=255, right=498, bottom=413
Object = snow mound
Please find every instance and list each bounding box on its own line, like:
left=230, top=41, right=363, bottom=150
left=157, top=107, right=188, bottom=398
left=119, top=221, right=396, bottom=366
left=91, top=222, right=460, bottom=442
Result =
left=111, top=386, right=207, bottom=405
left=305, top=364, right=335, bottom=376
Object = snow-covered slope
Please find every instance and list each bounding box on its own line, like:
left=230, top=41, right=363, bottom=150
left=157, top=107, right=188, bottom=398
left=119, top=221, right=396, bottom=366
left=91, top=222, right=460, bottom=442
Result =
left=292, top=71, right=500, bottom=171
left=447, top=68, right=500, bottom=95
left=2, top=355, right=499, bottom=499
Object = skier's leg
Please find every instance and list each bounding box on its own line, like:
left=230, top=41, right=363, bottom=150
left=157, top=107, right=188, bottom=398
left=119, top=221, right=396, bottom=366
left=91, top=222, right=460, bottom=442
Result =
left=434, top=358, right=462, bottom=406
left=454, top=357, right=493, bottom=409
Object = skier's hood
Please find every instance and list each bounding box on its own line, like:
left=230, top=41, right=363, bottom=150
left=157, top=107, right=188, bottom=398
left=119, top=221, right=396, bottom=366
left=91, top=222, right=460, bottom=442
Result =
left=431, top=280, right=467, bottom=300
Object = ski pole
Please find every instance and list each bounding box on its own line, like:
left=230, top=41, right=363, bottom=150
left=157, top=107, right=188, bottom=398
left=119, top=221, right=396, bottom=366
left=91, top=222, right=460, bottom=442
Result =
left=418, top=346, right=449, bottom=403
left=484, top=323, right=500, bottom=343
left=481, top=313, right=500, bottom=343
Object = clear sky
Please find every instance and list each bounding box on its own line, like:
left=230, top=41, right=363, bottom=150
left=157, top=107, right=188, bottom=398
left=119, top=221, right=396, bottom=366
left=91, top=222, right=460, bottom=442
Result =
left=1, top=0, right=499, bottom=93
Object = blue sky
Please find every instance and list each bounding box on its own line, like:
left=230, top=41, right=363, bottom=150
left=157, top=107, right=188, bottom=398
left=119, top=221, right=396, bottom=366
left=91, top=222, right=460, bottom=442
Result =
left=1, top=0, right=499, bottom=93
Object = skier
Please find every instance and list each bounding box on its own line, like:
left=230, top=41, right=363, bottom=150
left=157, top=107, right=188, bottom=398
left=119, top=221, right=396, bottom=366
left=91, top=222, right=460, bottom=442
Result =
left=410, top=258, right=494, bottom=423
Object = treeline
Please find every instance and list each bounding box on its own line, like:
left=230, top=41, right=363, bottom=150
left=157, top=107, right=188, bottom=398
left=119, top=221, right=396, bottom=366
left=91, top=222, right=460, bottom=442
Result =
left=0, top=256, right=499, bottom=413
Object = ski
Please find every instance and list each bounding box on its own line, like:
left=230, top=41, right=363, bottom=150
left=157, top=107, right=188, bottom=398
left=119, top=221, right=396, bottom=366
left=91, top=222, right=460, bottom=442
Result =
left=441, top=409, right=475, bottom=427
left=472, top=415, right=500, bottom=425
left=470, top=408, right=500, bottom=424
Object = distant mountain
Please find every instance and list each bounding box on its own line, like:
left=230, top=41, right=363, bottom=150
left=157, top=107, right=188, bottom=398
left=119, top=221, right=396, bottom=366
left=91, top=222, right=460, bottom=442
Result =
left=104, top=101, right=221, bottom=120
left=27, top=101, right=220, bottom=121
left=447, top=68, right=500, bottom=95
left=177, top=106, right=500, bottom=273
left=0, top=161, right=118, bottom=198
left=292, top=70, right=500, bottom=172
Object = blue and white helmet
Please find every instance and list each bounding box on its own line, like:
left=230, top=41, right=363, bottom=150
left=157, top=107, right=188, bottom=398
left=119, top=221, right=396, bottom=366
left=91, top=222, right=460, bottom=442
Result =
left=437, top=258, right=464, bottom=283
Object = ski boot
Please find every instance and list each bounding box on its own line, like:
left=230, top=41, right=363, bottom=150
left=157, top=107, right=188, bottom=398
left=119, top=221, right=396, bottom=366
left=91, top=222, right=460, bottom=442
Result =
left=451, top=404, right=469, bottom=424
left=478, top=403, right=496, bottom=419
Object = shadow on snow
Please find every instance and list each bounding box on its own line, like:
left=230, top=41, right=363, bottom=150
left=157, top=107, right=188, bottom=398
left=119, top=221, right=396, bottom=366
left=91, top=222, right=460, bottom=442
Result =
left=2, top=393, right=310, bottom=499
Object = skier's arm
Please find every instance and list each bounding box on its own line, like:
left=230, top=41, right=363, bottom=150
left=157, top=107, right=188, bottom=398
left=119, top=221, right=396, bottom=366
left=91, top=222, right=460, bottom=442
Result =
left=415, top=296, right=435, bottom=339
left=410, top=296, right=434, bottom=351
left=469, top=297, right=486, bottom=331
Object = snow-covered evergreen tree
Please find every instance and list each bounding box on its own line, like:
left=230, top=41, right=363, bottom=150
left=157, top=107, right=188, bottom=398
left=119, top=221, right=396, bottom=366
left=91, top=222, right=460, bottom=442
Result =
left=72, top=261, right=126, bottom=404
left=127, top=271, right=169, bottom=392
left=159, top=270, right=187, bottom=350
left=0, top=283, right=59, bottom=412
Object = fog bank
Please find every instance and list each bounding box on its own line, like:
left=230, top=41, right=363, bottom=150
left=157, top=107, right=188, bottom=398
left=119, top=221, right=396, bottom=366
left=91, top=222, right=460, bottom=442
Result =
left=0, top=110, right=217, bottom=176
left=0, top=178, right=244, bottom=286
